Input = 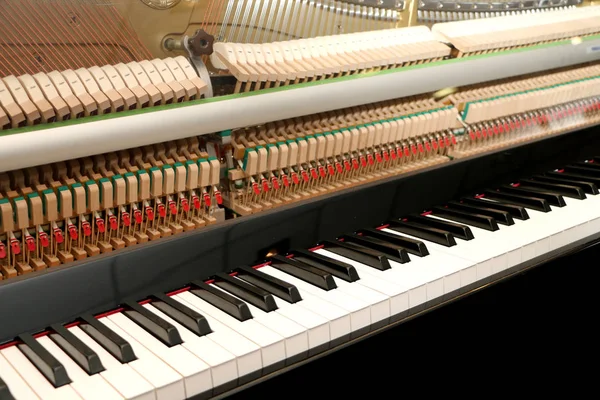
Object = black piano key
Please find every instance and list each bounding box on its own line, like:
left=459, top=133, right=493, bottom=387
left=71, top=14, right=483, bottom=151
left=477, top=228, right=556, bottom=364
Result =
left=271, top=255, right=337, bottom=291
left=432, top=206, right=499, bottom=231
left=79, top=314, right=136, bottom=364
left=17, top=334, right=71, bottom=388
left=405, top=214, right=474, bottom=240
left=387, top=219, right=457, bottom=247
left=48, top=324, right=104, bottom=375
left=342, top=234, right=410, bottom=264
left=545, top=171, right=600, bottom=187
left=498, top=185, right=565, bottom=207
left=461, top=197, right=529, bottom=220
left=359, top=228, right=429, bottom=256
left=321, top=240, right=391, bottom=271
left=190, top=280, right=253, bottom=321
left=533, top=175, right=598, bottom=195
left=482, top=190, right=551, bottom=212
left=519, top=179, right=586, bottom=199
left=123, top=301, right=183, bottom=347
left=563, top=165, right=600, bottom=178
left=0, top=377, right=13, bottom=400
left=150, top=293, right=212, bottom=337
left=290, top=249, right=360, bottom=282
left=446, top=201, right=514, bottom=226
left=213, top=273, right=278, bottom=312
left=235, top=265, right=302, bottom=304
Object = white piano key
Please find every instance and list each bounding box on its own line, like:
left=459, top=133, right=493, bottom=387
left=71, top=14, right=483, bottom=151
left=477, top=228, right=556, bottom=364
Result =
left=383, top=222, right=499, bottom=284
left=256, top=288, right=331, bottom=352
left=176, top=297, right=264, bottom=381
left=0, top=352, right=40, bottom=400
left=0, top=346, right=82, bottom=400
left=107, top=313, right=211, bottom=398
left=228, top=273, right=333, bottom=347
left=174, top=291, right=286, bottom=371
left=474, top=198, right=556, bottom=260
left=36, top=336, right=123, bottom=400
left=419, top=214, right=513, bottom=279
left=143, top=303, right=238, bottom=390
left=166, top=296, right=262, bottom=381
left=68, top=326, right=155, bottom=400
left=314, top=249, right=411, bottom=316
left=260, top=283, right=350, bottom=344
left=98, top=318, right=185, bottom=400
left=326, top=275, right=391, bottom=325
left=209, top=284, right=309, bottom=360
left=260, top=266, right=371, bottom=334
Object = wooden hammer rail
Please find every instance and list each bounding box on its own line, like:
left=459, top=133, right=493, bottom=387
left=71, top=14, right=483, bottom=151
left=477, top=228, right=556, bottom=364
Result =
left=432, top=5, right=600, bottom=57
left=210, top=25, right=451, bottom=93
left=0, top=57, right=207, bottom=131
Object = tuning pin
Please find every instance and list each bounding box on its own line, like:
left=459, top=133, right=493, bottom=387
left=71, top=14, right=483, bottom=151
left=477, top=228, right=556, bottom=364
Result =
left=82, top=220, right=92, bottom=237
left=0, top=242, right=6, bottom=259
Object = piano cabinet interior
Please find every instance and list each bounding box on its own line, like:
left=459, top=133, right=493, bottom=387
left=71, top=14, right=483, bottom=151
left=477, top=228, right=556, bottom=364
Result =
left=1, top=125, right=600, bottom=343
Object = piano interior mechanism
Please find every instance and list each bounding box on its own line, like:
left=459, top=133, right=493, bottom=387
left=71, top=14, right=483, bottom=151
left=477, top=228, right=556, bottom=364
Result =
left=1, top=0, right=600, bottom=398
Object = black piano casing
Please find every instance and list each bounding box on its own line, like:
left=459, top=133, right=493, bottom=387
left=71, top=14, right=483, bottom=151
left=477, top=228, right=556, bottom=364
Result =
left=1, top=125, right=600, bottom=343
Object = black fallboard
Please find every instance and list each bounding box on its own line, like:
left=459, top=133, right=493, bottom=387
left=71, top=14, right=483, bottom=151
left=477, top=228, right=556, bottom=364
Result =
left=1, top=126, right=600, bottom=342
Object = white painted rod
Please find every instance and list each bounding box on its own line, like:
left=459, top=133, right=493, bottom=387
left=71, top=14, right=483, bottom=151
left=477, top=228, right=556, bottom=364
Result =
left=1, top=39, right=599, bottom=173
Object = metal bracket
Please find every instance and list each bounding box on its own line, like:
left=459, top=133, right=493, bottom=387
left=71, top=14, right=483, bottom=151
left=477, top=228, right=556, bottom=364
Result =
left=184, top=36, right=214, bottom=99
left=418, top=0, right=581, bottom=12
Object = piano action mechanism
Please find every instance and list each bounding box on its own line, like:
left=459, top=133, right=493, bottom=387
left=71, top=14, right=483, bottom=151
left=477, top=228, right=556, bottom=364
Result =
left=1, top=0, right=600, bottom=399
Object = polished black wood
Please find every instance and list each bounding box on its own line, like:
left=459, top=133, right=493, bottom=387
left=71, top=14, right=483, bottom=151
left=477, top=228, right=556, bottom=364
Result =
left=1, top=126, right=600, bottom=343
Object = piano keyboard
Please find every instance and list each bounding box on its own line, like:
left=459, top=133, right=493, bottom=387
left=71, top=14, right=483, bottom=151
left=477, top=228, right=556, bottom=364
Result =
left=2, top=153, right=600, bottom=400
